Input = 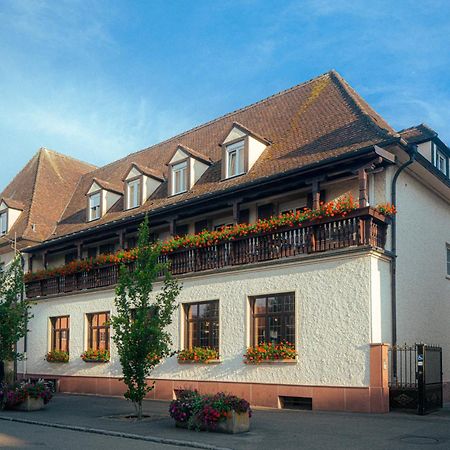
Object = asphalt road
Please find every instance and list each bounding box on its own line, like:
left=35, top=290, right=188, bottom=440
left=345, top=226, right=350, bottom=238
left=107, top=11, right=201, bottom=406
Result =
left=0, top=421, right=198, bottom=450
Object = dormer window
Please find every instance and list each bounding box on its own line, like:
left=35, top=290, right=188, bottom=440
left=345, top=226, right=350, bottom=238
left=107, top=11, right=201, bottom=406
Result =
left=226, top=140, right=245, bottom=178
left=0, top=211, right=7, bottom=236
left=172, top=161, right=187, bottom=195
left=89, top=193, right=101, bottom=221
left=220, top=122, right=270, bottom=180
left=127, top=178, right=141, bottom=209
left=433, top=143, right=449, bottom=176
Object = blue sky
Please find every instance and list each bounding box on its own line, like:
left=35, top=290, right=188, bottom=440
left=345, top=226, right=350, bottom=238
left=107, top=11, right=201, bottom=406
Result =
left=1, top=0, right=449, bottom=190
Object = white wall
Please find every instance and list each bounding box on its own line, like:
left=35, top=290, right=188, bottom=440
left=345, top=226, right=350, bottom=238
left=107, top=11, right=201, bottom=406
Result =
left=395, top=169, right=450, bottom=380
left=23, top=251, right=387, bottom=388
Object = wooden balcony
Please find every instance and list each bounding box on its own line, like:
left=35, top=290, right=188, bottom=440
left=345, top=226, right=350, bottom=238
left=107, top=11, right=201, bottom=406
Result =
left=25, top=207, right=389, bottom=299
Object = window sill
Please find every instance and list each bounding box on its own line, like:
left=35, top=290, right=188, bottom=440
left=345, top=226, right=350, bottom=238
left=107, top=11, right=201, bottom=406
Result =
left=46, top=360, right=69, bottom=364
left=244, top=359, right=297, bottom=365
left=220, top=173, right=246, bottom=182
left=178, top=359, right=221, bottom=365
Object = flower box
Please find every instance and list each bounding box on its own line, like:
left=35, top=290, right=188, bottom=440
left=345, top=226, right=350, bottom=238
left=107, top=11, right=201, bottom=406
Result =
left=244, top=358, right=297, bottom=365
left=178, top=359, right=221, bottom=365
left=81, top=349, right=110, bottom=363
left=82, top=358, right=110, bottom=363
left=46, top=350, right=69, bottom=363
left=14, top=397, right=45, bottom=411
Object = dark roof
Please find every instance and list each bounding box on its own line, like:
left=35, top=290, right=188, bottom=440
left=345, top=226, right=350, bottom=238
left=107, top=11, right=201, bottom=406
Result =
left=39, top=70, right=399, bottom=239
left=0, top=148, right=96, bottom=247
left=399, top=124, right=437, bottom=144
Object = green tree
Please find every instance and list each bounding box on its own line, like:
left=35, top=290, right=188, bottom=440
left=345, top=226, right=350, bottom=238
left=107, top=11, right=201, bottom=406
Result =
left=0, top=255, right=32, bottom=382
left=111, top=216, right=181, bottom=419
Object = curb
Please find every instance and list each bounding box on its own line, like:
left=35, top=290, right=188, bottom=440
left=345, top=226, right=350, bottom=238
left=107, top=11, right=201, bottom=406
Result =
left=0, top=415, right=233, bottom=450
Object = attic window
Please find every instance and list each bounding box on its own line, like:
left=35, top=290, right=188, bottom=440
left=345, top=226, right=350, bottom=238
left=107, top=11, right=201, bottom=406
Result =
left=172, top=161, right=187, bottom=195
left=226, top=140, right=245, bottom=178
left=127, top=178, right=141, bottom=209
left=89, top=193, right=101, bottom=221
left=0, top=211, right=7, bottom=236
left=436, top=149, right=448, bottom=176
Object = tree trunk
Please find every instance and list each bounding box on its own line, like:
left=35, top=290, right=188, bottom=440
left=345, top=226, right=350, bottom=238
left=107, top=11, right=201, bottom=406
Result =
left=137, top=400, right=142, bottom=420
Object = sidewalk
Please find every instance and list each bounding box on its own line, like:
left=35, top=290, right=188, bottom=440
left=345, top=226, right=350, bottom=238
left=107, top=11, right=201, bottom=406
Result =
left=1, top=394, right=450, bottom=450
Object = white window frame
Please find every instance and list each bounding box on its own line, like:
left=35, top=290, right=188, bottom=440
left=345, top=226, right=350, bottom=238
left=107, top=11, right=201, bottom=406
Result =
left=172, top=161, right=187, bottom=195
left=127, top=179, right=141, bottom=209
left=226, top=140, right=245, bottom=178
left=0, top=210, right=7, bottom=235
left=436, top=149, right=447, bottom=176
left=89, top=193, right=101, bottom=221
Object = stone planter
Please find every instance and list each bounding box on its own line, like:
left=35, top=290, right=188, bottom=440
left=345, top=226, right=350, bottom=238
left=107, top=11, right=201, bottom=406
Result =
left=14, top=397, right=45, bottom=412
left=175, top=411, right=250, bottom=434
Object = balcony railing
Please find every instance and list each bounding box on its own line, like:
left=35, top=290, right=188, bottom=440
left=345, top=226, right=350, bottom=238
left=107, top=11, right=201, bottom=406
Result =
left=25, top=207, right=389, bottom=299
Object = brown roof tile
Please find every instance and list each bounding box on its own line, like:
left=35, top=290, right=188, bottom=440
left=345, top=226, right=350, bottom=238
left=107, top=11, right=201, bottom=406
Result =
left=399, top=124, right=437, bottom=143
left=46, top=70, right=398, bottom=239
left=0, top=148, right=96, bottom=247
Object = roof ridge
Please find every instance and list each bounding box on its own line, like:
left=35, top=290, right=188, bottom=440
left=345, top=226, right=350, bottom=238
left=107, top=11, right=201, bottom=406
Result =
left=38, top=147, right=97, bottom=170
left=397, top=123, right=437, bottom=135
left=328, top=70, right=397, bottom=138
left=85, top=71, right=333, bottom=175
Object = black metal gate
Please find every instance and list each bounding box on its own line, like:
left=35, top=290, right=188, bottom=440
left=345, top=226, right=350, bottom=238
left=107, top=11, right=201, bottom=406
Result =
left=389, top=343, right=443, bottom=415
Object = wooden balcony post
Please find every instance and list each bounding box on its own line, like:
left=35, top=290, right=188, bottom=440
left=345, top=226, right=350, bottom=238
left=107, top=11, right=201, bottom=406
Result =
left=117, top=230, right=124, bottom=250
left=312, top=180, right=321, bottom=210
left=358, top=168, right=368, bottom=208
left=169, top=217, right=177, bottom=236
left=43, top=251, right=48, bottom=270
left=76, top=242, right=83, bottom=259
left=232, top=200, right=240, bottom=225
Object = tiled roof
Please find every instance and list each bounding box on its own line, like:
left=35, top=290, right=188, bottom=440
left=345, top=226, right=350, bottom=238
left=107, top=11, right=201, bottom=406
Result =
left=1, top=197, right=25, bottom=210
left=399, top=124, right=437, bottom=144
left=124, top=163, right=164, bottom=182
left=0, top=148, right=96, bottom=247
left=170, top=145, right=212, bottom=165
left=19, top=70, right=401, bottom=242
left=89, top=177, right=123, bottom=195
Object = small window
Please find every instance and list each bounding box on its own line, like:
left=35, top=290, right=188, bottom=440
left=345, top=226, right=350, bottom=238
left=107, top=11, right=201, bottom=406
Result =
left=87, top=247, right=97, bottom=259
left=226, top=141, right=245, bottom=178
left=447, top=245, right=450, bottom=276
left=51, top=316, right=70, bottom=353
left=0, top=211, right=7, bottom=235
left=87, top=312, right=110, bottom=351
left=172, top=161, right=187, bottom=195
left=184, top=300, right=219, bottom=350
left=65, top=251, right=77, bottom=265
left=89, top=193, right=101, bottom=221
left=250, top=293, right=295, bottom=346
left=436, top=150, right=448, bottom=176
left=99, top=243, right=115, bottom=255
left=127, top=179, right=141, bottom=209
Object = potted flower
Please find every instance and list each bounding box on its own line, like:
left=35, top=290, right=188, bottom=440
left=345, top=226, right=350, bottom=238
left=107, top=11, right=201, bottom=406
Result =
left=80, top=348, right=110, bottom=363
left=177, top=347, right=220, bottom=364
left=0, top=380, right=53, bottom=411
left=169, top=390, right=251, bottom=433
left=244, top=341, right=297, bottom=364
left=46, top=350, right=69, bottom=363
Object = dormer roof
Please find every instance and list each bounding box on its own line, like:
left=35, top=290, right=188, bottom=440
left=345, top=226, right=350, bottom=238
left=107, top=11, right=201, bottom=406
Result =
left=87, top=178, right=123, bottom=195
left=123, top=163, right=165, bottom=182
left=0, top=197, right=25, bottom=211
left=168, top=144, right=212, bottom=166
left=221, top=122, right=272, bottom=146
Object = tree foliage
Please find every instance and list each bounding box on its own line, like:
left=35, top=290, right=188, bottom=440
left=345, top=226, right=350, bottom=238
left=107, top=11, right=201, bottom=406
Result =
left=0, top=256, right=32, bottom=367
left=111, top=216, right=181, bottom=419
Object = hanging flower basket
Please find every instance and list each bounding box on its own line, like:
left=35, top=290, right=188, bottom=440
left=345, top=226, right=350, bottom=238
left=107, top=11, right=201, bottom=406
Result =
left=81, top=349, right=110, bottom=363
left=45, top=350, right=69, bottom=363
left=244, top=341, right=297, bottom=364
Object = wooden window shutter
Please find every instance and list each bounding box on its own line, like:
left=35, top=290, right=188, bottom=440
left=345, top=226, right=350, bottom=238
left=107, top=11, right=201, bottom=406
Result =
left=257, top=203, right=274, bottom=220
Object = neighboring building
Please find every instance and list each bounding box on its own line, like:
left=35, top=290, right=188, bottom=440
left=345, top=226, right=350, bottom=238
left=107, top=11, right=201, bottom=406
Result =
left=2, top=71, right=449, bottom=412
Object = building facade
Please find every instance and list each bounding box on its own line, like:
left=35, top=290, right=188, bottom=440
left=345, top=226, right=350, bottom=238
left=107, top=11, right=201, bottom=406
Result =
left=1, top=71, right=449, bottom=412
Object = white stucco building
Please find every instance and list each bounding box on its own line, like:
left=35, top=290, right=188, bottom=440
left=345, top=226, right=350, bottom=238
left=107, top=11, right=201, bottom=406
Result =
left=1, top=71, right=449, bottom=412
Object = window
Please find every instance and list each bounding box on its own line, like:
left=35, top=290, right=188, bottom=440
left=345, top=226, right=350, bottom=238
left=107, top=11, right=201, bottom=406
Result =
left=436, top=150, right=448, bottom=176
left=87, top=247, right=97, bottom=259
left=226, top=141, right=245, bottom=178
left=99, top=243, right=115, bottom=255
left=0, top=211, right=7, bottom=235
left=65, top=251, right=77, bottom=265
left=51, top=316, right=70, bottom=353
left=127, top=179, right=141, bottom=209
left=250, top=293, right=295, bottom=346
left=184, top=300, right=219, bottom=349
left=172, top=161, right=187, bottom=195
left=87, top=312, right=110, bottom=351
left=214, top=222, right=233, bottom=231
left=89, top=193, right=101, bottom=221
left=447, top=245, right=450, bottom=277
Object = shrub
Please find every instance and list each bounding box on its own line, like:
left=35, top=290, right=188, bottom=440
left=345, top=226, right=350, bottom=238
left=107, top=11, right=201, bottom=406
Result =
left=169, top=389, right=251, bottom=431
